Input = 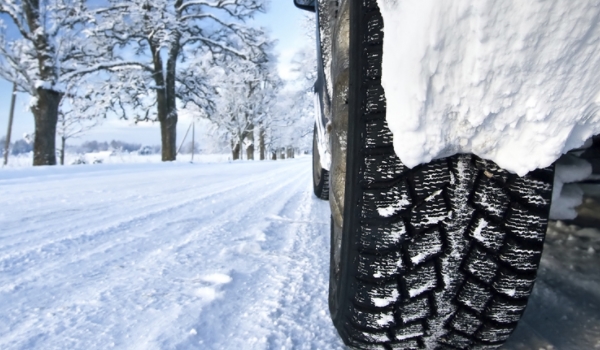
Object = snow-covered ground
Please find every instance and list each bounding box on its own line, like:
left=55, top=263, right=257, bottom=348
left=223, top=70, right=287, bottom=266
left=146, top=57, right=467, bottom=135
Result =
left=3, top=152, right=231, bottom=168
left=0, top=157, right=598, bottom=349
left=0, top=158, right=343, bottom=349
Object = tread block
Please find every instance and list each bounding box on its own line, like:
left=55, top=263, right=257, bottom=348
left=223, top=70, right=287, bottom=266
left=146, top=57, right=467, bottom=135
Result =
left=399, top=296, right=430, bottom=323
left=413, top=159, right=451, bottom=199
left=475, top=325, right=514, bottom=343
left=457, top=279, right=493, bottom=313
left=365, top=118, right=393, bottom=148
left=468, top=217, right=505, bottom=252
left=366, top=51, right=383, bottom=80
left=485, top=298, right=527, bottom=324
left=464, top=246, right=498, bottom=284
left=507, top=176, right=552, bottom=207
left=362, top=153, right=408, bottom=185
left=389, top=339, right=421, bottom=349
left=440, top=331, right=473, bottom=349
left=408, top=227, right=443, bottom=265
left=451, top=308, right=482, bottom=334
left=346, top=325, right=391, bottom=344
left=347, top=338, right=388, bottom=350
left=410, top=190, right=450, bottom=231
left=355, top=282, right=401, bottom=308
left=473, top=177, right=510, bottom=219
left=505, top=204, right=548, bottom=242
left=366, top=14, right=384, bottom=45
left=499, top=240, right=542, bottom=271
left=362, top=180, right=412, bottom=219
left=393, top=322, right=424, bottom=341
left=472, top=345, right=506, bottom=350
left=403, top=264, right=438, bottom=298
left=351, top=305, right=396, bottom=330
left=358, top=251, right=403, bottom=280
left=475, top=158, right=509, bottom=182
left=492, top=268, right=536, bottom=299
left=359, top=220, right=406, bottom=251
left=364, top=84, right=386, bottom=115
left=363, top=0, right=380, bottom=10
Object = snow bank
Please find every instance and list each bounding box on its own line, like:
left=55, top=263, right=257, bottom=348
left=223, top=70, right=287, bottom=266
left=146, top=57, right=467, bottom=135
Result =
left=550, top=154, right=592, bottom=219
left=378, top=0, right=600, bottom=175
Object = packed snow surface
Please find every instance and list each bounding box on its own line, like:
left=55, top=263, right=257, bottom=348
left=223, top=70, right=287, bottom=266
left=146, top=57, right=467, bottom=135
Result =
left=377, top=0, right=600, bottom=175
left=0, top=159, right=343, bottom=349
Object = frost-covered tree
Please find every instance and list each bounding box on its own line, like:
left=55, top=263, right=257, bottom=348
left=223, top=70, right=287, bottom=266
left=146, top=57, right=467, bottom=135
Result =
left=0, top=0, right=142, bottom=165
left=0, top=0, right=88, bottom=165
left=56, top=88, right=103, bottom=165
left=263, top=41, right=317, bottom=159
left=90, top=0, right=269, bottom=161
left=207, top=54, right=280, bottom=160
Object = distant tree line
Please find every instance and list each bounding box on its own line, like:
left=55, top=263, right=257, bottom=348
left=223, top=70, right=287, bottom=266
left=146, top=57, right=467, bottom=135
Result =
left=1, top=136, right=160, bottom=156
left=0, top=136, right=33, bottom=155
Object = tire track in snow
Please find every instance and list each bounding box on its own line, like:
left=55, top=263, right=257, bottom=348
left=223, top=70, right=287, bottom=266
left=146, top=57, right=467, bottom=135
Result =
left=0, top=159, right=322, bottom=349
left=0, top=160, right=300, bottom=261
left=0, top=161, right=304, bottom=278
left=173, top=178, right=343, bottom=349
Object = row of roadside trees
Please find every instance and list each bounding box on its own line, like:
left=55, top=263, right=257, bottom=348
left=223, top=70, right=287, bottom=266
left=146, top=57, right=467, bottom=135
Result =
left=0, top=0, right=313, bottom=166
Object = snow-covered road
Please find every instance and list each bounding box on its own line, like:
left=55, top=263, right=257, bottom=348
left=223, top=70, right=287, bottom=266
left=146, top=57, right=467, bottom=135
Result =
left=0, top=158, right=342, bottom=349
left=0, top=158, right=598, bottom=349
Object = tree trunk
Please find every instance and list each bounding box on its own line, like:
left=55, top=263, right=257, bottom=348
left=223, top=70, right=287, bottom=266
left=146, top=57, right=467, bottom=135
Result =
left=160, top=116, right=177, bottom=161
left=280, top=147, right=286, bottom=159
left=151, top=38, right=178, bottom=162
left=60, top=136, right=65, bottom=165
left=271, top=150, right=276, bottom=160
left=259, top=125, right=266, bottom=160
left=232, top=140, right=240, bottom=160
left=163, top=33, right=180, bottom=161
left=246, top=125, right=254, bottom=160
left=246, top=144, right=254, bottom=160
left=32, top=88, right=62, bottom=166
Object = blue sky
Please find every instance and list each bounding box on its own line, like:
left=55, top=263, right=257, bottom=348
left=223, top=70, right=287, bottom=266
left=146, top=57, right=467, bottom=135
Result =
left=0, top=1, right=312, bottom=146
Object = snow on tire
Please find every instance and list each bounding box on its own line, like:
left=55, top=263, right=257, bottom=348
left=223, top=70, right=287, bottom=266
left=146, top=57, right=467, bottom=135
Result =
left=328, top=1, right=554, bottom=349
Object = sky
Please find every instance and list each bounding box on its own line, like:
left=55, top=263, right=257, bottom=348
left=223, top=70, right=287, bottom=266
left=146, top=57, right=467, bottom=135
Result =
left=0, top=1, right=313, bottom=147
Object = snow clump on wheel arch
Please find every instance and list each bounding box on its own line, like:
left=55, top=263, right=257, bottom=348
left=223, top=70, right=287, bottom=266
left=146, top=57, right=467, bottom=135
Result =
left=377, top=0, right=600, bottom=177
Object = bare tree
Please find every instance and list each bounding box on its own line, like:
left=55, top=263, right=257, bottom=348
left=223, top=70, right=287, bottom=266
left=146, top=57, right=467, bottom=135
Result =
left=90, top=0, right=270, bottom=161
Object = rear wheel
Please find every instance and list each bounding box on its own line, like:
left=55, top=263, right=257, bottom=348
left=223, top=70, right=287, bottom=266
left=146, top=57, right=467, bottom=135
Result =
left=313, top=123, right=329, bottom=200
left=326, top=1, right=554, bottom=349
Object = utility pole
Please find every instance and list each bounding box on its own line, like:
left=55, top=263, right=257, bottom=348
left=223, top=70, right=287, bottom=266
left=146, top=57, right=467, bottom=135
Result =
left=3, top=83, right=17, bottom=166
left=191, top=122, right=195, bottom=163
left=176, top=122, right=193, bottom=155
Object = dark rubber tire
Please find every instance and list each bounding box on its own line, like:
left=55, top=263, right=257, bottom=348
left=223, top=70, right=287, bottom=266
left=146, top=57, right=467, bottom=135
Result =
left=328, top=1, right=555, bottom=349
left=313, top=123, right=330, bottom=200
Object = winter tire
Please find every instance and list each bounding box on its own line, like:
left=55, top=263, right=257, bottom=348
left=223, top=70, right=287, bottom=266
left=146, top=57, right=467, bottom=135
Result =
left=313, top=123, right=330, bottom=200
left=326, top=1, right=555, bottom=349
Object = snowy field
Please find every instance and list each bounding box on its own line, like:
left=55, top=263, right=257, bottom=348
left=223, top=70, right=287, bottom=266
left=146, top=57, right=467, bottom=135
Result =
left=0, top=157, right=598, bottom=349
